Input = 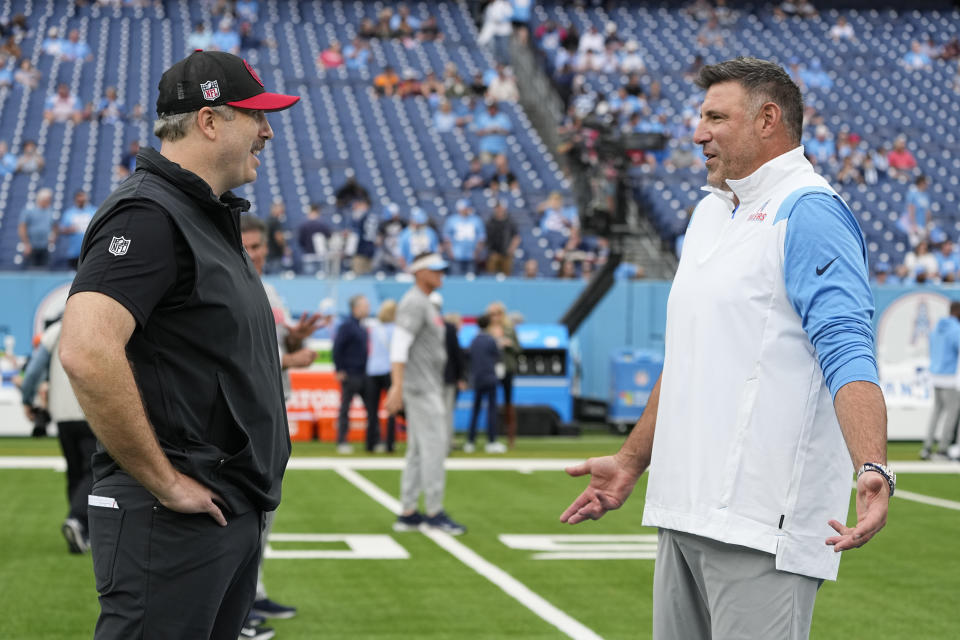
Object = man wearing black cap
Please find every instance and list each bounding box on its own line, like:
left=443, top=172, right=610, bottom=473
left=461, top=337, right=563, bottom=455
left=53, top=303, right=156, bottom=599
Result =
left=59, top=50, right=299, bottom=640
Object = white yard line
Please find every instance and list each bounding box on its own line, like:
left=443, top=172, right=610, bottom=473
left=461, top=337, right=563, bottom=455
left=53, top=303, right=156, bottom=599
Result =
left=892, top=489, right=960, bottom=511
left=334, top=466, right=605, bottom=640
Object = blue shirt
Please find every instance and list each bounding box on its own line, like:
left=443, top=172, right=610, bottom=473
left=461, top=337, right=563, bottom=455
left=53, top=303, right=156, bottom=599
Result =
left=935, top=249, right=960, bottom=278
left=344, top=44, right=370, bottom=69
left=434, top=110, right=457, bottom=133
left=906, top=185, right=931, bottom=228
left=472, top=111, right=512, bottom=156
left=0, top=152, right=16, bottom=176
left=212, top=30, right=240, bottom=53
left=96, top=98, right=126, bottom=124
left=443, top=214, right=486, bottom=260
left=510, top=0, right=533, bottom=23
left=929, top=316, right=960, bottom=379
left=19, top=206, right=55, bottom=247
left=60, top=40, right=91, bottom=61
left=782, top=193, right=878, bottom=397
left=366, top=321, right=394, bottom=376
left=60, top=205, right=96, bottom=258
left=398, top=226, right=438, bottom=264
left=805, top=138, right=836, bottom=164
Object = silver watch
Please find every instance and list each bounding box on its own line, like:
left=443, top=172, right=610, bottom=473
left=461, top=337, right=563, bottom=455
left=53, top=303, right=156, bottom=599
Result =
left=856, top=462, right=896, bottom=497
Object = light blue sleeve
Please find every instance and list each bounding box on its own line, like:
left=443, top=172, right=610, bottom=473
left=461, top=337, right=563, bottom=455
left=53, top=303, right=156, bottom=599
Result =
left=781, top=192, right=879, bottom=398
left=20, top=344, right=51, bottom=406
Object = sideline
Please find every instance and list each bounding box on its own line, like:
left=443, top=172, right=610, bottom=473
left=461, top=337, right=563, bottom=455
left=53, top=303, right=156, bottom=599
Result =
left=335, top=466, right=605, bottom=640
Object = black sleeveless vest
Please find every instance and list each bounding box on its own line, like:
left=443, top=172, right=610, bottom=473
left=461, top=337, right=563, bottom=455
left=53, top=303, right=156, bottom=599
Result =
left=82, top=148, right=290, bottom=513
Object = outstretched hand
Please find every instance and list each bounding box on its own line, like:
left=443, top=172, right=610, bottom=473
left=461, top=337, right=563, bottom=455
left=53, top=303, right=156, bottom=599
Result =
left=560, top=455, right=643, bottom=525
left=288, top=312, right=325, bottom=342
left=825, top=471, right=889, bottom=552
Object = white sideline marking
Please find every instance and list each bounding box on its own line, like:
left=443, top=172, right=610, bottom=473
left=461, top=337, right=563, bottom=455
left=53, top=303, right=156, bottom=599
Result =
left=265, top=533, right=409, bottom=560
left=500, top=534, right=658, bottom=560
left=334, top=466, right=604, bottom=640
left=892, top=489, right=960, bottom=511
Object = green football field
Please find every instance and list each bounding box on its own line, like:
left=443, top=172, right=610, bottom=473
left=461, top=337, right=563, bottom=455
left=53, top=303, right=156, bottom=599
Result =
left=1, top=436, right=958, bottom=639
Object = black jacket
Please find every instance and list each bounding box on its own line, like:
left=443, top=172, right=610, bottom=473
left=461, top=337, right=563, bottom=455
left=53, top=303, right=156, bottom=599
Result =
left=443, top=321, right=466, bottom=385
left=333, top=316, right=369, bottom=376
left=76, top=148, right=290, bottom=514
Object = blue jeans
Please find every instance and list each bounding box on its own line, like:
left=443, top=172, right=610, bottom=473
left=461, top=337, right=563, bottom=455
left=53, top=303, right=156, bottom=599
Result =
left=468, top=385, right=498, bottom=444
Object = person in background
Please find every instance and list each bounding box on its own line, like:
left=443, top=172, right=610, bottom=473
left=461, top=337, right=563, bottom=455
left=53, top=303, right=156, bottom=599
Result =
left=429, top=292, right=466, bottom=452
left=348, top=199, right=379, bottom=275
left=20, top=316, right=97, bottom=554
left=96, top=86, right=126, bottom=124
left=921, top=301, right=960, bottom=461
left=465, top=313, right=507, bottom=454
left=901, top=175, right=931, bottom=246
left=374, top=65, right=400, bottom=96
left=376, top=203, right=407, bottom=274
left=442, top=199, right=486, bottom=276
left=19, top=187, right=55, bottom=268
left=398, top=208, right=439, bottom=266
left=365, top=300, right=398, bottom=453
left=486, top=301, right=519, bottom=448
left=297, top=203, right=331, bottom=275
left=522, top=258, right=539, bottom=278
left=186, top=22, right=212, bottom=51
left=485, top=200, right=520, bottom=275
left=59, top=190, right=97, bottom=270
left=265, top=199, right=291, bottom=274
left=0, top=139, right=16, bottom=175
left=386, top=252, right=466, bottom=535
left=333, top=295, right=370, bottom=455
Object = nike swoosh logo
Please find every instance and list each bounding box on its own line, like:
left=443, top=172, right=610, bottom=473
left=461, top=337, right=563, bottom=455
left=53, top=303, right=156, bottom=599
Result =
left=816, top=257, right=839, bottom=276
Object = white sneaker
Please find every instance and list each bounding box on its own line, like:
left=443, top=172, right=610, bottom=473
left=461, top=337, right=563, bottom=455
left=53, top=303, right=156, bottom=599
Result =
left=336, top=443, right=354, bottom=455
left=485, top=441, right=507, bottom=454
left=462, top=441, right=475, bottom=453
left=373, top=443, right=387, bottom=453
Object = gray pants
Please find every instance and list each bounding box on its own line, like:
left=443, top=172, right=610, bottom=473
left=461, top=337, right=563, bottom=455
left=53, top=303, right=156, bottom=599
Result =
left=443, top=384, right=457, bottom=449
left=924, top=386, right=960, bottom=452
left=400, top=388, right=448, bottom=515
left=653, top=529, right=820, bottom=640
left=255, top=509, right=277, bottom=601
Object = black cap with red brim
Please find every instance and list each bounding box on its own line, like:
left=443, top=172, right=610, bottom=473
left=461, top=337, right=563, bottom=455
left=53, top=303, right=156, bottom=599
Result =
left=156, top=50, right=299, bottom=116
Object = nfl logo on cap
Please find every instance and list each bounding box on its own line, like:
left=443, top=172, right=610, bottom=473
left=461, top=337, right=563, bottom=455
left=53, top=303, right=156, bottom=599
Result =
left=200, top=80, right=220, bottom=101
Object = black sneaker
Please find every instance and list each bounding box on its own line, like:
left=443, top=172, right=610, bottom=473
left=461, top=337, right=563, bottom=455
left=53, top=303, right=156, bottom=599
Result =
left=238, top=623, right=275, bottom=640
left=425, top=511, right=466, bottom=535
left=61, top=518, right=88, bottom=554
left=251, top=598, right=297, bottom=619
left=393, top=512, right=425, bottom=532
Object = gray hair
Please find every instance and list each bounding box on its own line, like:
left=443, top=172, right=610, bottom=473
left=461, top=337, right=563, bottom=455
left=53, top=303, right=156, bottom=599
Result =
left=696, top=57, right=804, bottom=145
left=153, top=105, right=236, bottom=142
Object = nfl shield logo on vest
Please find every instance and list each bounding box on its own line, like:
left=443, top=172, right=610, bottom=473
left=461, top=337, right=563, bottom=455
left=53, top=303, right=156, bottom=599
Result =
left=108, top=236, right=131, bottom=256
left=200, top=80, right=220, bottom=101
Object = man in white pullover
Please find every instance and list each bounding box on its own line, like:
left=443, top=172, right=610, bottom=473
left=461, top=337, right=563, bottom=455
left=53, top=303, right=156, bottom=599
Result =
left=561, top=58, right=891, bottom=639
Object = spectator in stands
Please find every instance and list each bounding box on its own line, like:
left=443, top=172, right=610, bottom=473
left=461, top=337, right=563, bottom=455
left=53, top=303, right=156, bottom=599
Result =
left=478, top=0, right=513, bottom=64
left=487, top=65, right=519, bottom=103
left=836, top=155, right=862, bottom=185
left=510, top=0, right=533, bottom=45
left=620, top=40, right=645, bottom=74
left=343, top=36, right=370, bottom=70
left=0, top=140, right=16, bottom=175
left=887, top=136, right=917, bottom=179
left=121, top=139, right=140, bottom=174
left=1, top=34, right=19, bottom=59
left=434, top=100, right=457, bottom=133
left=418, top=16, right=443, bottom=42
left=19, top=188, right=56, bottom=268
left=578, top=24, right=605, bottom=55
left=523, top=257, right=539, bottom=278
left=902, top=40, right=932, bottom=71
left=805, top=125, right=836, bottom=167
left=186, top=22, right=212, bottom=51
left=14, top=58, right=41, bottom=90
left=443, top=199, right=486, bottom=275
left=485, top=200, right=519, bottom=275
left=487, top=153, right=519, bottom=193
left=358, top=17, right=378, bottom=40
left=0, top=53, right=12, bottom=88
left=374, top=8, right=393, bottom=39
left=398, top=208, right=439, bottom=265
left=443, top=62, right=468, bottom=98
left=60, top=28, right=93, bottom=62
left=235, top=0, right=259, bottom=23
left=16, top=140, right=44, bottom=174
left=318, top=40, right=344, bottom=69
left=44, top=83, right=84, bottom=124
left=798, top=59, right=832, bottom=91
left=829, top=15, right=855, bottom=42
left=335, top=172, right=370, bottom=208
left=472, top=100, right=513, bottom=163
left=238, top=21, right=272, bottom=51
left=860, top=154, right=879, bottom=185
left=348, top=199, right=379, bottom=275
left=374, top=65, right=400, bottom=96
left=297, top=203, right=331, bottom=273
left=333, top=295, right=370, bottom=455
left=60, top=190, right=96, bottom=270
left=210, top=18, right=240, bottom=55
left=265, top=199, right=291, bottom=273
left=904, top=240, right=938, bottom=279
left=461, top=156, right=487, bottom=191
left=697, top=16, right=725, bottom=49
left=871, top=262, right=895, bottom=285
left=775, top=1, right=818, bottom=19
left=421, top=70, right=444, bottom=99
left=900, top=175, right=931, bottom=244
left=96, top=86, right=126, bottom=124
left=377, top=203, right=407, bottom=273
left=934, top=235, right=959, bottom=282
left=556, top=258, right=578, bottom=279
left=397, top=69, right=422, bottom=98
left=365, top=299, right=398, bottom=452
left=537, top=191, right=580, bottom=255
left=938, top=37, right=960, bottom=62
left=390, top=3, right=421, bottom=33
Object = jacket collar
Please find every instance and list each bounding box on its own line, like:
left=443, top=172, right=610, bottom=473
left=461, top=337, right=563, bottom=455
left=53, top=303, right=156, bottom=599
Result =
left=701, top=146, right=811, bottom=207
left=135, top=147, right=251, bottom=215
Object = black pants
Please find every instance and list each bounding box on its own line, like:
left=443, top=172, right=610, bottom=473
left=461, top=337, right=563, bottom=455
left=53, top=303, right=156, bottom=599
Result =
left=337, top=373, right=367, bottom=444
left=468, top=385, right=498, bottom=444
left=89, top=473, right=262, bottom=640
left=365, top=373, right=396, bottom=451
left=56, top=420, right=97, bottom=529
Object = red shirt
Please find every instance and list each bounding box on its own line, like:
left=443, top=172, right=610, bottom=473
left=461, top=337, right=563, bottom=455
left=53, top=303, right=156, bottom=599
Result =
left=887, top=148, right=916, bottom=170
